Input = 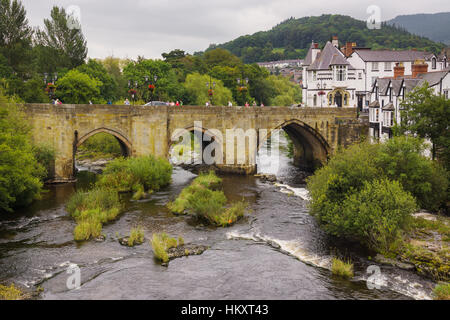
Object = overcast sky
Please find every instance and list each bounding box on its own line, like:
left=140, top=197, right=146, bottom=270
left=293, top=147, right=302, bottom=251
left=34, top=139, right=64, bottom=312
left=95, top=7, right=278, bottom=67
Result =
left=22, top=0, right=450, bottom=60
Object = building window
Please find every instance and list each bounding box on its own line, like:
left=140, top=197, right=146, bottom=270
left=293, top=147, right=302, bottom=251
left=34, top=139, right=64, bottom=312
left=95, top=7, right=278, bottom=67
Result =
left=313, top=94, right=317, bottom=106
left=384, top=62, right=391, bottom=71
left=313, top=71, right=317, bottom=81
left=358, top=72, right=362, bottom=79
left=372, top=62, right=379, bottom=71
left=336, top=66, right=346, bottom=81
left=375, top=109, right=379, bottom=122
left=444, top=90, right=449, bottom=99
left=432, top=58, right=437, bottom=70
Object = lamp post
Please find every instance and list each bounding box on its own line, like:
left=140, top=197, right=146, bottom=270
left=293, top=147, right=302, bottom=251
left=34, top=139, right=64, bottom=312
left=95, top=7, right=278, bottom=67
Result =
left=317, top=80, right=327, bottom=107
left=237, top=77, right=249, bottom=106
left=206, top=75, right=216, bottom=106
left=128, top=80, right=138, bottom=105
left=44, top=72, right=58, bottom=100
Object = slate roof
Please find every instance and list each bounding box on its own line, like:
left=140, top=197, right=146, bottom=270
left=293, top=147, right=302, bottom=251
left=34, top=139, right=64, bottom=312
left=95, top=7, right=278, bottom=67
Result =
left=354, top=49, right=435, bottom=62
left=377, top=78, right=391, bottom=95
left=304, top=43, right=316, bottom=66
left=417, top=70, right=450, bottom=87
left=308, top=42, right=352, bottom=70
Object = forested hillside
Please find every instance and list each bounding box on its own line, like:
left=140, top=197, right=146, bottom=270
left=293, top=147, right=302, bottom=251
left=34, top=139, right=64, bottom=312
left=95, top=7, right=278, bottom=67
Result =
left=388, top=12, right=450, bottom=45
left=207, top=14, right=446, bottom=63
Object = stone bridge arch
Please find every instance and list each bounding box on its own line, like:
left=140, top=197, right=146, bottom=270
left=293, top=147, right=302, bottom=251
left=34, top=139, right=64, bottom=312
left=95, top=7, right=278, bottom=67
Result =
left=75, top=127, right=133, bottom=157
left=257, top=119, right=331, bottom=170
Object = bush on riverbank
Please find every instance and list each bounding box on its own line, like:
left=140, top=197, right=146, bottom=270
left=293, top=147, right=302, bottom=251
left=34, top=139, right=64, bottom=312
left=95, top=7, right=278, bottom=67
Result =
left=331, top=258, right=354, bottom=279
left=433, top=283, right=450, bottom=300
left=307, top=137, right=447, bottom=253
left=0, top=94, right=46, bottom=213
left=98, top=156, right=173, bottom=196
left=66, top=188, right=122, bottom=241
left=151, top=233, right=182, bottom=263
left=168, top=172, right=248, bottom=227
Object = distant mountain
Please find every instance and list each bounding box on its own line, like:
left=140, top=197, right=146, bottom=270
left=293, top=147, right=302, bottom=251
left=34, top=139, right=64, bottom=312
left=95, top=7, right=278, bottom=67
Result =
left=388, top=12, right=450, bottom=45
left=207, top=14, right=445, bottom=64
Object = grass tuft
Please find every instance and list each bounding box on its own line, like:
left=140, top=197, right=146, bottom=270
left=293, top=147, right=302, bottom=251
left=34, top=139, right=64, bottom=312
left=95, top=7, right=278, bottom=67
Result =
left=151, top=233, right=180, bottom=263
left=433, top=282, right=450, bottom=300
left=0, top=284, right=26, bottom=300
left=331, top=257, right=354, bottom=279
left=128, top=227, right=145, bottom=247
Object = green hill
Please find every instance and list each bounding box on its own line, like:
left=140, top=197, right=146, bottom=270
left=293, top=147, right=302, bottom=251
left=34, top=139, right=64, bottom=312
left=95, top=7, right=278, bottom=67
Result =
left=388, top=12, right=450, bottom=45
left=207, top=14, right=445, bottom=63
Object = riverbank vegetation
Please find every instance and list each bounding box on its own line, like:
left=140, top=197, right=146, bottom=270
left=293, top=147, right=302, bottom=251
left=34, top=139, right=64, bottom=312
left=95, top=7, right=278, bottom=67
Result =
left=331, top=258, right=354, bottom=279
left=0, top=91, right=55, bottom=213
left=307, top=136, right=449, bottom=280
left=168, top=171, right=248, bottom=227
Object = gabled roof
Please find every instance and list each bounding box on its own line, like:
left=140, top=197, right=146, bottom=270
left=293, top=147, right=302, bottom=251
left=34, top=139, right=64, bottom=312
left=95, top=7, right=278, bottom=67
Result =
left=369, top=101, right=380, bottom=108
left=308, top=42, right=351, bottom=70
left=403, top=79, right=422, bottom=94
left=391, top=79, right=403, bottom=96
left=377, top=78, right=391, bottom=95
left=417, top=70, right=450, bottom=87
left=354, top=49, right=435, bottom=62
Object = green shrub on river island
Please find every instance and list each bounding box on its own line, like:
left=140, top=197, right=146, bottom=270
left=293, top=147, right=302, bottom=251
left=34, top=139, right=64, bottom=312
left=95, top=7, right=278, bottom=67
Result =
left=66, top=187, right=122, bottom=241
left=168, top=171, right=248, bottom=227
left=151, top=233, right=182, bottom=263
left=98, top=156, right=173, bottom=199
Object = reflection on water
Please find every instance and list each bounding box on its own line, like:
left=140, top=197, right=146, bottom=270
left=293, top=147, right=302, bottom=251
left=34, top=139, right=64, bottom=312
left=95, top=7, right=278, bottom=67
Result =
left=0, top=134, right=436, bottom=300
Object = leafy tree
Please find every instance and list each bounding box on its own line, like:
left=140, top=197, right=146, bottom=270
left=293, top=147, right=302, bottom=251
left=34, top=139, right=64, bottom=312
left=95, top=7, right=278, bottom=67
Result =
left=398, top=83, right=450, bottom=169
left=204, top=48, right=242, bottom=68
left=99, top=56, right=129, bottom=99
left=183, top=73, right=233, bottom=106
left=77, top=59, right=118, bottom=102
left=266, top=75, right=302, bottom=106
left=35, top=6, right=88, bottom=71
left=56, top=70, right=102, bottom=104
left=374, top=136, right=448, bottom=212
left=0, top=0, right=33, bottom=77
left=20, top=77, right=49, bottom=103
left=0, top=91, right=45, bottom=212
left=307, top=137, right=448, bottom=250
left=123, top=59, right=183, bottom=102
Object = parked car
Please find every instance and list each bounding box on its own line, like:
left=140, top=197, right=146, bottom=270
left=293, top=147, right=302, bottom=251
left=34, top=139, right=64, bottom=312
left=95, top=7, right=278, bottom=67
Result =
left=144, top=101, right=169, bottom=106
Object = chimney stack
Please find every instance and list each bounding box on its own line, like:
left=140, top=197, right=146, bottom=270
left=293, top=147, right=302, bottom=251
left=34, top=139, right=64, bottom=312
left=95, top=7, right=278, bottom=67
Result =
left=412, top=59, right=428, bottom=78
left=332, top=36, right=339, bottom=48
left=342, top=42, right=357, bottom=57
left=394, top=62, right=405, bottom=79
left=311, top=42, right=321, bottom=63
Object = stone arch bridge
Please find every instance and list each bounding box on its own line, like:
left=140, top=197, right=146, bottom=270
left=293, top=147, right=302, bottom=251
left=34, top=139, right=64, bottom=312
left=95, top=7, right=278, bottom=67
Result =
left=23, top=104, right=368, bottom=182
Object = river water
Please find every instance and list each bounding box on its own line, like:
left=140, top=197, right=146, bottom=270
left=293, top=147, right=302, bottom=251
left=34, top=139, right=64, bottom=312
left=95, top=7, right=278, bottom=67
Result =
left=0, top=134, right=436, bottom=300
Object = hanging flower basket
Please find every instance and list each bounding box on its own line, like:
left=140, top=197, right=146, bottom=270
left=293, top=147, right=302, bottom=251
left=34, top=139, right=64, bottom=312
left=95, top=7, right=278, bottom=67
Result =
left=128, top=89, right=137, bottom=95
left=208, top=89, right=214, bottom=96
left=45, top=83, right=57, bottom=93
left=148, top=84, right=155, bottom=91
left=238, top=86, right=248, bottom=92
left=318, top=91, right=326, bottom=96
